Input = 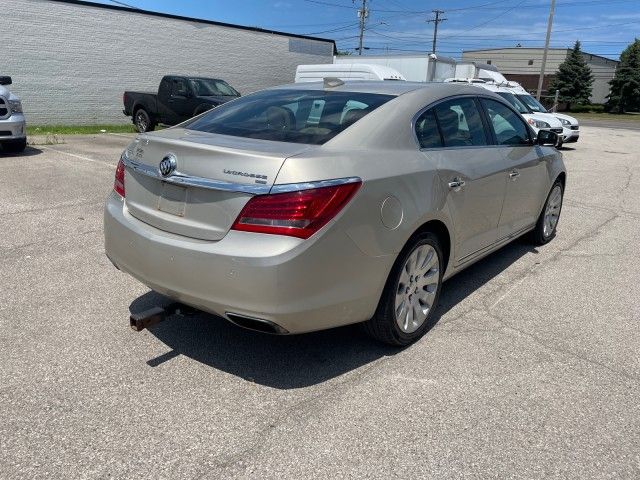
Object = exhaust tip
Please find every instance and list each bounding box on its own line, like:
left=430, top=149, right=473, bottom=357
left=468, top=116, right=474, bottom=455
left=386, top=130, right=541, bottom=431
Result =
left=225, top=312, right=289, bottom=335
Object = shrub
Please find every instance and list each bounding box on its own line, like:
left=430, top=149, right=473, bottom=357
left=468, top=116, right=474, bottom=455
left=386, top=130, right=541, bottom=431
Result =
left=569, top=104, right=605, bottom=113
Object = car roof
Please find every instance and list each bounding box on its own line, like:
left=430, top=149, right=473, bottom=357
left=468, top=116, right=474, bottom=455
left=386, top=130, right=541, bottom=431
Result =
left=270, top=80, right=487, bottom=97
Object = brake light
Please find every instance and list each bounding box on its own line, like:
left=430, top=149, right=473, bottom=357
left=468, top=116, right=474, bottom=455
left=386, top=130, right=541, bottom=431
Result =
left=114, top=158, right=125, bottom=197
left=231, top=181, right=361, bottom=239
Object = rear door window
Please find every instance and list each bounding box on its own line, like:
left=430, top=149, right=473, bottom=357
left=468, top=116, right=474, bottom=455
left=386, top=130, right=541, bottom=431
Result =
left=433, top=98, right=488, bottom=147
left=184, top=89, right=394, bottom=145
left=481, top=98, right=531, bottom=146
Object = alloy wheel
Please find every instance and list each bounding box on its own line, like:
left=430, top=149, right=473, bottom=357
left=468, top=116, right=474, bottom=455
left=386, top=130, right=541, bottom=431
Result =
left=394, top=244, right=440, bottom=334
left=543, top=185, right=563, bottom=238
left=135, top=111, right=148, bottom=132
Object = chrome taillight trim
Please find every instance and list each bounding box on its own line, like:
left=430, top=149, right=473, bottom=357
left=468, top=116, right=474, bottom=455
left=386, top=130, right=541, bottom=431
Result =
left=270, top=176, right=362, bottom=194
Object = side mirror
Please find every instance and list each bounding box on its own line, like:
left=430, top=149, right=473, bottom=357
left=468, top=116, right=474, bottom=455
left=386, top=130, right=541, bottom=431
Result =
left=0, top=76, right=12, bottom=86
left=537, top=130, right=558, bottom=147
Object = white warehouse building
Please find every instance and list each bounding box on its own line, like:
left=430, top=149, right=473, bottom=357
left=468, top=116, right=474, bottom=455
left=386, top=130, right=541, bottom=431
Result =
left=3, top=0, right=335, bottom=124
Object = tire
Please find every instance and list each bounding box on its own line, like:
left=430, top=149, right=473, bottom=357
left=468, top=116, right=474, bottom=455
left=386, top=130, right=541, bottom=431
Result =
left=133, top=108, right=155, bottom=133
left=2, top=138, right=27, bottom=153
left=364, top=232, right=444, bottom=346
left=529, top=180, right=564, bottom=245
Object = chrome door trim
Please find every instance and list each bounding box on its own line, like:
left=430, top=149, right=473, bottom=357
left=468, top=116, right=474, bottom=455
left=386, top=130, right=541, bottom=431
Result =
left=456, top=223, right=535, bottom=266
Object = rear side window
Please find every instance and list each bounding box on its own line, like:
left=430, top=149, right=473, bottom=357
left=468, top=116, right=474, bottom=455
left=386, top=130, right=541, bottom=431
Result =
left=481, top=98, right=531, bottom=146
left=415, top=109, right=442, bottom=148
left=433, top=98, right=488, bottom=147
left=171, top=78, right=188, bottom=97
left=184, top=89, right=393, bottom=145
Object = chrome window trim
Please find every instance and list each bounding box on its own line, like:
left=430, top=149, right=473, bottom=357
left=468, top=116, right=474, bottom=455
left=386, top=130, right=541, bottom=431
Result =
left=121, top=151, right=361, bottom=196
left=270, top=176, right=362, bottom=194
left=121, top=153, right=272, bottom=195
left=411, top=93, right=531, bottom=150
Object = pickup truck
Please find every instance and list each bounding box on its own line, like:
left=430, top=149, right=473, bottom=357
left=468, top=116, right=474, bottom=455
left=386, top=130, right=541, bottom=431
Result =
left=123, top=75, right=240, bottom=132
left=0, top=76, right=27, bottom=153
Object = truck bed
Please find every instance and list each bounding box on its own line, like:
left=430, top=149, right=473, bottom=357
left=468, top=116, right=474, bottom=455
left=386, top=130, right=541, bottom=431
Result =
left=123, top=91, right=157, bottom=116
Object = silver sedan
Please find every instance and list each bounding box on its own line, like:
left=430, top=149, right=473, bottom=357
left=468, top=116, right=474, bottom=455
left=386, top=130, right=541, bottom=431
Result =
left=104, top=81, right=565, bottom=345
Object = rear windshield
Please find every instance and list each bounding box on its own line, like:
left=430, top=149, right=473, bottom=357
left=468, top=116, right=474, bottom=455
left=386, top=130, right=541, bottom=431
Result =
left=183, top=89, right=394, bottom=145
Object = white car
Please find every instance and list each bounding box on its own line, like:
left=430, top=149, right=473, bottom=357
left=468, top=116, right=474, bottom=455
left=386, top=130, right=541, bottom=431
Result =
left=446, top=79, right=564, bottom=146
left=0, top=76, right=26, bottom=153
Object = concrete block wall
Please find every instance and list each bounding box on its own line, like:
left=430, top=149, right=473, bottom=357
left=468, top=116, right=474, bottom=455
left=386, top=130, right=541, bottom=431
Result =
left=4, top=0, right=334, bottom=124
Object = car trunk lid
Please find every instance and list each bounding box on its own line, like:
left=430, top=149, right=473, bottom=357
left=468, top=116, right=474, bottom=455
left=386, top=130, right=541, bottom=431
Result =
left=123, top=128, right=310, bottom=241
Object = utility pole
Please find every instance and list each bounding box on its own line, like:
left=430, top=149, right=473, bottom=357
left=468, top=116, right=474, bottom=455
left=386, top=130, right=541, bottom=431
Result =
left=427, top=9, right=446, bottom=54
left=357, top=0, right=369, bottom=55
left=536, top=0, right=556, bottom=100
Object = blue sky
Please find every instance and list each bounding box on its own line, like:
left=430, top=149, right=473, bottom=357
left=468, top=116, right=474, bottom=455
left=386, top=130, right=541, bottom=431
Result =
left=89, top=0, right=639, bottom=60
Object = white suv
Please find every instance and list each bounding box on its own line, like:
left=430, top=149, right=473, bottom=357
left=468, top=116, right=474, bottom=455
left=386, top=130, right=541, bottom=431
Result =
left=0, top=76, right=26, bottom=153
left=509, top=85, right=579, bottom=144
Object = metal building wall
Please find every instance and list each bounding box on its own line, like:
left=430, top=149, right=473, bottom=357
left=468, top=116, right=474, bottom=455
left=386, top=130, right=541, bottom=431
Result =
left=4, top=0, right=334, bottom=124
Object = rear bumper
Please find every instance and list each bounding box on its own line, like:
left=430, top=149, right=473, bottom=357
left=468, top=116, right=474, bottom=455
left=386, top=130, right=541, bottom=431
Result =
left=0, top=114, right=26, bottom=140
left=104, top=192, right=390, bottom=334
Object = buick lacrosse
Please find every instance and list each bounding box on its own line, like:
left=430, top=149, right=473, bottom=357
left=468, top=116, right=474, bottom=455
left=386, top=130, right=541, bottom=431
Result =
left=104, top=81, right=565, bottom=345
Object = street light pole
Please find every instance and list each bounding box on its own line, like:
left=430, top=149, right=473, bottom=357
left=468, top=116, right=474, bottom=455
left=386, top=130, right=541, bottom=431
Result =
left=536, top=0, right=556, bottom=100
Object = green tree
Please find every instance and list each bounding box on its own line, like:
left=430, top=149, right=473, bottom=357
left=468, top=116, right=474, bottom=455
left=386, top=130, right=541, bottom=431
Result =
left=549, top=40, right=594, bottom=110
left=336, top=49, right=352, bottom=56
left=606, top=38, right=640, bottom=113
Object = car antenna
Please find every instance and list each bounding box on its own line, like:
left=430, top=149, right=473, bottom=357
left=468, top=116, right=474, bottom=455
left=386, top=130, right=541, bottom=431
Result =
left=323, top=77, right=345, bottom=89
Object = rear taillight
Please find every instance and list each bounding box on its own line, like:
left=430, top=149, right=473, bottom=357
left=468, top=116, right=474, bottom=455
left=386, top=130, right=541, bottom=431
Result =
left=114, top=158, right=125, bottom=197
left=231, top=181, right=361, bottom=239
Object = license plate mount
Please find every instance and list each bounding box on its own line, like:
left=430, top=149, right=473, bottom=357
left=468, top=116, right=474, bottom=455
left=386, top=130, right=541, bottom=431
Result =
left=158, top=183, right=187, bottom=217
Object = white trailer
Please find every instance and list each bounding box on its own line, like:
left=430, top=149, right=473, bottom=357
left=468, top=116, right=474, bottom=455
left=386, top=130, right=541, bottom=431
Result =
left=454, top=62, right=509, bottom=83
left=295, top=63, right=406, bottom=83
left=333, top=54, right=457, bottom=82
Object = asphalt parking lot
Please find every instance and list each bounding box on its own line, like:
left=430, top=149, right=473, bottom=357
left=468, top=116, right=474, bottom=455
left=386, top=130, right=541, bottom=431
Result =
left=2, top=127, right=639, bottom=479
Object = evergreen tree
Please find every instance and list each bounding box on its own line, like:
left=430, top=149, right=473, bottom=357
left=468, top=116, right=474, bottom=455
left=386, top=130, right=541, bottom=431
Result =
left=606, top=38, right=640, bottom=113
left=549, top=41, right=594, bottom=110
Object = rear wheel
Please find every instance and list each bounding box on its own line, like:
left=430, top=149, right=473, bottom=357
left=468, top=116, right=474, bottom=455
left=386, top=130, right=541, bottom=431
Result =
left=1, top=138, right=26, bottom=153
left=364, top=232, right=443, bottom=346
left=134, top=108, right=155, bottom=133
left=529, top=180, right=563, bottom=245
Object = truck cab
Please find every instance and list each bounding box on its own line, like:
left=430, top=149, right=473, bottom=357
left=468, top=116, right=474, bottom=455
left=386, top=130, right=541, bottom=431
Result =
left=123, top=75, right=241, bottom=132
left=0, top=76, right=27, bottom=153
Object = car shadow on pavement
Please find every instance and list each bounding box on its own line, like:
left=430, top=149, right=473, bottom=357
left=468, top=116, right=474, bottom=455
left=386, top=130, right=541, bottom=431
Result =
left=131, top=238, right=537, bottom=389
left=0, top=146, right=43, bottom=157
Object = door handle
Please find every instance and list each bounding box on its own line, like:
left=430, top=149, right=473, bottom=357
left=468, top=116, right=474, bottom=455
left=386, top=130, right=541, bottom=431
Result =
left=448, top=177, right=466, bottom=190
left=509, top=170, right=520, bottom=179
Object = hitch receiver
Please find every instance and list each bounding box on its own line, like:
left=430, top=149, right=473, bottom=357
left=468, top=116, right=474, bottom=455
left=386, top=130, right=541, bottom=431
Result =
left=129, top=303, right=195, bottom=331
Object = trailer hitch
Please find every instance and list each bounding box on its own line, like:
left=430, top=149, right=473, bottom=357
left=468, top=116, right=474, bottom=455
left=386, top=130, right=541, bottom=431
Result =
left=129, top=302, right=196, bottom=331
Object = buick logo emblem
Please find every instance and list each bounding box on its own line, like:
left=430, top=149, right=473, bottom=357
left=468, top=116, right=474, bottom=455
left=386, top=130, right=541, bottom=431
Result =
left=159, top=154, right=177, bottom=177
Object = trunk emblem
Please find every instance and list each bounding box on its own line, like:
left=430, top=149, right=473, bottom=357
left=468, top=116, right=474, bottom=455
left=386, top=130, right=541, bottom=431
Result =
left=159, top=154, right=177, bottom=177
